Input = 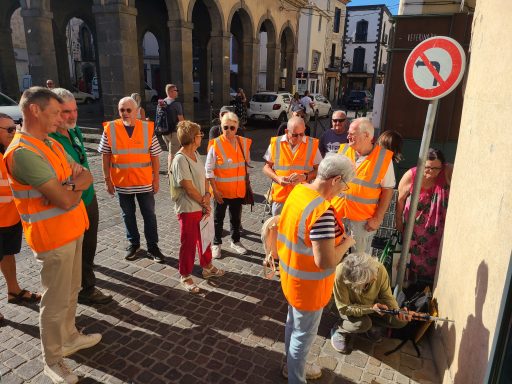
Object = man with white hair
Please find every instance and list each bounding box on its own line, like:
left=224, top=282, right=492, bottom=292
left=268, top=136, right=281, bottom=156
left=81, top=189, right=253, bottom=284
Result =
left=98, top=97, right=165, bottom=262
left=49, top=88, right=112, bottom=305
left=336, top=118, right=394, bottom=253
left=330, top=252, right=410, bottom=354
left=263, top=116, right=322, bottom=216
left=278, top=153, right=356, bottom=382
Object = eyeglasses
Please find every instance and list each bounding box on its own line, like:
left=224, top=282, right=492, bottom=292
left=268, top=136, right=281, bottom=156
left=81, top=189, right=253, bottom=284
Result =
left=196, top=132, right=204, bottom=137
left=290, top=132, right=305, bottom=138
left=223, top=126, right=236, bottom=131
left=425, top=166, right=442, bottom=171
left=172, top=89, right=179, bottom=92
left=339, top=178, right=349, bottom=191
left=119, top=108, right=132, bottom=113
left=332, top=118, right=346, bottom=123
left=0, top=126, right=16, bottom=134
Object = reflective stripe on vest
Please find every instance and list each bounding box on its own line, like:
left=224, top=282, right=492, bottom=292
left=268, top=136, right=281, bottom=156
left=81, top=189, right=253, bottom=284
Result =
left=0, top=196, right=13, bottom=203
left=111, top=162, right=152, bottom=169
left=110, top=121, right=150, bottom=155
left=20, top=206, right=71, bottom=223
left=342, top=194, right=379, bottom=204
left=213, top=137, right=246, bottom=170
left=0, top=179, right=9, bottom=186
left=279, top=196, right=334, bottom=280
left=273, top=136, right=315, bottom=172
left=11, top=189, right=43, bottom=199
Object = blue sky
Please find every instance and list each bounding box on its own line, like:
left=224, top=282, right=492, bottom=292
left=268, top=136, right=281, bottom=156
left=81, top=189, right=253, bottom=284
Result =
left=346, top=0, right=400, bottom=14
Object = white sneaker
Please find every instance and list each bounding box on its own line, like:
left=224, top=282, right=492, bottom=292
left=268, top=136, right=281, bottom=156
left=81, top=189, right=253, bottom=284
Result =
left=211, top=245, right=221, bottom=259
left=44, top=360, right=79, bottom=384
left=62, top=332, right=102, bottom=357
left=230, top=241, right=248, bottom=255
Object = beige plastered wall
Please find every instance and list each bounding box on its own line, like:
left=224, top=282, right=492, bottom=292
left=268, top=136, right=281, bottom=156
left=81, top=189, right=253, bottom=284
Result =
left=430, top=1, right=512, bottom=383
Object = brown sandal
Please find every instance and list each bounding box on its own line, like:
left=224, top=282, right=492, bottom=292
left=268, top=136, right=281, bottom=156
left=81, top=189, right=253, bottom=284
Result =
left=8, top=289, right=42, bottom=305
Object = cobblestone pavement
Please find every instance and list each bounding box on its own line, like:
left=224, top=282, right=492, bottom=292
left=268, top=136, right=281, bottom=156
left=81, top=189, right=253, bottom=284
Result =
left=0, top=124, right=440, bottom=383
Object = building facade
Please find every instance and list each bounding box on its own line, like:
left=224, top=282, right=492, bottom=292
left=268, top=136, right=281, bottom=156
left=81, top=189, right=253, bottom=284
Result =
left=340, top=5, right=392, bottom=96
left=0, top=0, right=307, bottom=119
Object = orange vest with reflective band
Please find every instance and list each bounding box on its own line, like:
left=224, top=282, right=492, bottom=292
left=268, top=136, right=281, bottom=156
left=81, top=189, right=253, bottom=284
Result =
left=278, top=184, right=344, bottom=311
left=337, top=144, right=393, bottom=220
left=103, top=119, right=154, bottom=187
left=0, top=152, right=20, bottom=227
left=3, top=133, right=89, bottom=253
left=270, top=135, right=319, bottom=203
left=208, top=135, right=252, bottom=199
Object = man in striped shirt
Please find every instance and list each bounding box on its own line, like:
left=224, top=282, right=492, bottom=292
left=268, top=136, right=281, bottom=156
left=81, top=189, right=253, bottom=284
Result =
left=98, top=97, right=165, bottom=262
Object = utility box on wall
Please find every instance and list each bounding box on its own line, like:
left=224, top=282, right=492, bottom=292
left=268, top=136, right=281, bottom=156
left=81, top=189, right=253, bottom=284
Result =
left=382, top=13, right=473, bottom=142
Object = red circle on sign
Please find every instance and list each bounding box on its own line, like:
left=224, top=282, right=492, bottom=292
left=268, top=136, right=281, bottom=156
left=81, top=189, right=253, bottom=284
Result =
left=404, top=36, right=466, bottom=100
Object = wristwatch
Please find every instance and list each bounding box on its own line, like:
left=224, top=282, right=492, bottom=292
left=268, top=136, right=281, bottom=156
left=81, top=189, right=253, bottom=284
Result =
left=66, top=183, right=76, bottom=191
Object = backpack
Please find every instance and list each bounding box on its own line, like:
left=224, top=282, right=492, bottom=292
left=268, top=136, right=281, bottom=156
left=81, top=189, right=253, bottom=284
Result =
left=155, top=99, right=178, bottom=135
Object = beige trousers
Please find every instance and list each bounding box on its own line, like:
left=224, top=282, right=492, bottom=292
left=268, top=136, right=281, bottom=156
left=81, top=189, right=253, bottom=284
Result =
left=35, top=236, right=83, bottom=365
left=163, top=131, right=181, bottom=173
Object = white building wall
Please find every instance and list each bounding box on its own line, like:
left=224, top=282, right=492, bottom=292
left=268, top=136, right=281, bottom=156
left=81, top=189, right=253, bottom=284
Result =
left=344, top=9, right=381, bottom=72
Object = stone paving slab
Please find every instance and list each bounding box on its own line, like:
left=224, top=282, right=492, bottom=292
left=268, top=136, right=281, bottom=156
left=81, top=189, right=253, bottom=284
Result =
left=0, top=126, right=440, bottom=383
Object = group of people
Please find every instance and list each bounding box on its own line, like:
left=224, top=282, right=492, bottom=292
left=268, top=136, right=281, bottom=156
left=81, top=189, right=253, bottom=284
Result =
left=0, top=81, right=452, bottom=383
left=259, top=109, right=452, bottom=382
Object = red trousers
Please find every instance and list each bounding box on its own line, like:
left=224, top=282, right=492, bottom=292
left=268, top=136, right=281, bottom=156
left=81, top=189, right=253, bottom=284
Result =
left=177, top=211, right=212, bottom=276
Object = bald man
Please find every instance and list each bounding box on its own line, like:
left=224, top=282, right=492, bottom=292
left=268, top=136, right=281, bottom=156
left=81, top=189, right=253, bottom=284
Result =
left=98, top=97, right=165, bottom=262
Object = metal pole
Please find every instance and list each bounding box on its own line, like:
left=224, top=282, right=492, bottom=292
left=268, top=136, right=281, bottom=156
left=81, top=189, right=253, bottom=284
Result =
left=394, top=98, right=439, bottom=297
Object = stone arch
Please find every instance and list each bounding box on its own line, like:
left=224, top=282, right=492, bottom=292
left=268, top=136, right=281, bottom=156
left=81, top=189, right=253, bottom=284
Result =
left=279, top=22, right=296, bottom=91
left=164, top=0, right=183, bottom=22
left=0, top=1, right=22, bottom=99
left=256, top=14, right=278, bottom=91
left=228, top=5, right=257, bottom=96
left=136, top=0, right=170, bottom=101
left=187, top=0, right=224, bottom=34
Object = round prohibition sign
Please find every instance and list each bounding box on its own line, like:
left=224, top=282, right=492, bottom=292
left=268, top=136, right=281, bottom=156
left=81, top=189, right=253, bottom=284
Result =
left=404, top=36, right=466, bottom=100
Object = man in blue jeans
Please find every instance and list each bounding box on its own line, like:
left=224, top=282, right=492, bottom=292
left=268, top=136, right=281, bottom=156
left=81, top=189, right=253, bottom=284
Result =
left=98, top=97, right=165, bottom=263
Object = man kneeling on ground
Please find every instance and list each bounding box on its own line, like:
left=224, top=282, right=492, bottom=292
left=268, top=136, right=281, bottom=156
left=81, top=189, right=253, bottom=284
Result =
left=331, top=252, right=411, bottom=354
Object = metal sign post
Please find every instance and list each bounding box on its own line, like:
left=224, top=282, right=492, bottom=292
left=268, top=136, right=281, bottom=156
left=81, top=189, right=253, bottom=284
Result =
left=394, top=36, right=466, bottom=297
left=394, top=98, right=438, bottom=296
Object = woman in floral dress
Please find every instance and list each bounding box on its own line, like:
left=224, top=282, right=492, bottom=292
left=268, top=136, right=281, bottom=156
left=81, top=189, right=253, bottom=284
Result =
left=395, top=149, right=453, bottom=282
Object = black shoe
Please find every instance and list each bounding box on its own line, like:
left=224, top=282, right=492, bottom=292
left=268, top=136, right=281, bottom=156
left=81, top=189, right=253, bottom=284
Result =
left=147, top=247, right=165, bottom=263
left=78, top=288, right=113, bottom=305
left=125, top=244, right=140, bottom=260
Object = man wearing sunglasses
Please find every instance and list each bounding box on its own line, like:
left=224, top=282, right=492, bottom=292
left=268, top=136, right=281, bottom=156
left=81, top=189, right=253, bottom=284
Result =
left=49, top=89, right=112, bottom=305
left=263, top=116, right=322, bottom=216
left=99, top=97, right=165, bottom=263
left=319, top=110, right=349, bottom=157
left=4, top=87, right=99, bottom=383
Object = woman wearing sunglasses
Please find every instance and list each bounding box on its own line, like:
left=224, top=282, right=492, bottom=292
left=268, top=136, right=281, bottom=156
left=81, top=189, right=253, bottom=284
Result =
left=0, top=113, right=42, bottom=323
left=395, top=148, right=453, bottom=284
left=206, top=112, right=252, bottom=259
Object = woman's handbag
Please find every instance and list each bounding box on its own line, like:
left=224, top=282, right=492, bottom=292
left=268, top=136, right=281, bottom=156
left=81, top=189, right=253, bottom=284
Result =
left=237, top=137, right=254, bottom=209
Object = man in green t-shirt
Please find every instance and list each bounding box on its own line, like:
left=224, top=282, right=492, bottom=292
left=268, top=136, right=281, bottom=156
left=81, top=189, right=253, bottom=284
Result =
left=49, top=88, right=112, bottom=305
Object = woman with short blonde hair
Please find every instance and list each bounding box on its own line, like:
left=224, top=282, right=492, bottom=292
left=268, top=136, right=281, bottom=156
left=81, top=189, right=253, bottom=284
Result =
left=171, top=120, right=224, bottom=293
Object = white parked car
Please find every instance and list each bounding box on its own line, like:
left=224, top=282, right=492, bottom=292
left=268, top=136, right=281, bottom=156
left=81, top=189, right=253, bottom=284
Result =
left=145, top=82, right=158, bottom=103
left=247, top=92, right=292, bottom=122
left=310, top=93, right=332, bottom=119
left=71, top=88, right=95, bottom=104
left=0, top=92, right=22, bottom=125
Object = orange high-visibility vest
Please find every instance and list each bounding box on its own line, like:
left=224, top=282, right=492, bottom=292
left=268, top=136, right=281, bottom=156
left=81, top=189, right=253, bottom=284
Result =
left=337, top=144, right=393, bottom=220
left=103, top=119, right=154, bottom=187
left=270, top=135, right=319, bottom=203
left=0, top=152, right=20, bottom=227
left=209, top=135, right=252, bottom=199
left=4, top=133, right=89, bottom=253
left=278, top=184, right=344, bottom=311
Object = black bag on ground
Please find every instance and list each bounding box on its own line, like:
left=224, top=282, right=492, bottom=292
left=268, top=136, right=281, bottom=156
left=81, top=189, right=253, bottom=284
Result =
left=385, top=284, right=434, bottom=357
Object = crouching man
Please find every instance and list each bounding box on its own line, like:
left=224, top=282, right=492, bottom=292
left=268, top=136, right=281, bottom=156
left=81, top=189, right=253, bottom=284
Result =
left=331, top=252, right=410, bottom=354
